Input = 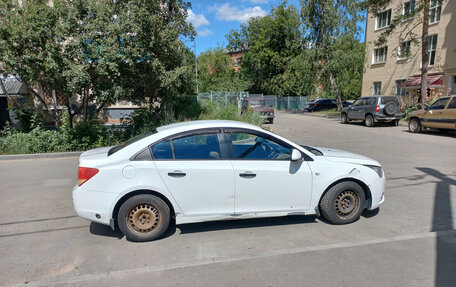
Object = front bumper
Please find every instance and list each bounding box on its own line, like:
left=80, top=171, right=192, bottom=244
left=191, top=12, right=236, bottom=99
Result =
left=367, top=174, right=386, bottom=210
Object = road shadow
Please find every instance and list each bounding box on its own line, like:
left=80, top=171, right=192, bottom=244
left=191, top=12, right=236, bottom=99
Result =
left=178, top=215, right=318, bottom=234
left=89, top=222, right=124, bottom=239
left=362, top=207, right=380, bottom=218
left=402, top=129, right=456, bottom=138
left=416, top=167, right=456, bottom=287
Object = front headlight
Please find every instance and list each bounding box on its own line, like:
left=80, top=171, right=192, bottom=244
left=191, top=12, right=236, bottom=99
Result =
left=365, top=165, right=383, bottom=178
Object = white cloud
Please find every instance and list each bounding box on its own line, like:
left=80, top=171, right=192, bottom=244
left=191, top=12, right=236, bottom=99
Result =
left=197, top=28, right=214, bottom=37
left=186, top=9, right=209, bottom=28
left=214, top=3, right=267, bottom=23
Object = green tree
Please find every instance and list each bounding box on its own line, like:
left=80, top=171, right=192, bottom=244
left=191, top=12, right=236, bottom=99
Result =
left=301, top=0, right=365, bottom=110
left=0, top=0, right=194, bottom=128
left=227, top=2, right=304, bottom=96
left=197, top=47, right=249, bottom=92
left=365, top=0, right=446, bottom=108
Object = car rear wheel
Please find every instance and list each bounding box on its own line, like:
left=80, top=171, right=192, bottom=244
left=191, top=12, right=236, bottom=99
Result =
left=118, top=194, right=170, bottom=242
left=320, top=181, right=365, bottom=225
left=365, top=114, right=375, bottom=127
left=341, top=113, right=349, bottom=124
left=408, top=118, right=422, bottom=133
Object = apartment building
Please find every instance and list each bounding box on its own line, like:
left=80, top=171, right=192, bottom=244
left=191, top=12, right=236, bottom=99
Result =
left=362, top=0, right=456, bottom=98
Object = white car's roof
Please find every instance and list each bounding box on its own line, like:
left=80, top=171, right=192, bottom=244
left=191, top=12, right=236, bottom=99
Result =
left=156, top=120, right=262, bottom=133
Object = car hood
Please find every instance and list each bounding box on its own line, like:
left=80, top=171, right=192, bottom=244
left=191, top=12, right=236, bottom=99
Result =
left=315, top=146, right=380, bottom=166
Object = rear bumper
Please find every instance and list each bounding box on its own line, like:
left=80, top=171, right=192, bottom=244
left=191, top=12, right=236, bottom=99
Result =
left=374, top=115, right=401, bottom=122
left=72, top=185, right=119, bottom=226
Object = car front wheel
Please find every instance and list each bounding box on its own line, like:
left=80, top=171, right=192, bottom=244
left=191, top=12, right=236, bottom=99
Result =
left=118, top=194, right=170, bottom=242
left=320, top=181, right=365, bottom=225
left=408, top=118, right=422, bottom=133
left=341, top=113, right=348, bottom=124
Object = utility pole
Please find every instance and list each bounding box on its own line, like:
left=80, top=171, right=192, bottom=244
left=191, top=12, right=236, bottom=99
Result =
left=194, top=38, right=198, bottom=94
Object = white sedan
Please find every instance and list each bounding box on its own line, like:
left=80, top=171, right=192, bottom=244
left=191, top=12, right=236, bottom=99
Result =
left=73, top=120, right=385, bottom=241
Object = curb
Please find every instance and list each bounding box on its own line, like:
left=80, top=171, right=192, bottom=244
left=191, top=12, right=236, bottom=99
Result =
left=0, top=151, right=82, bottom=161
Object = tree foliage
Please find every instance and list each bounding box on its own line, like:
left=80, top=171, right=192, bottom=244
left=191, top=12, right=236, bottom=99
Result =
left=0, top=0, right=195, bottom=128
left=225, top=1, right=366, bottom=101
left=227, top=2, right=304, bottom=96
left=301, top=0, right=365, bottom=109
left=196, top=47, right=248, bottom=93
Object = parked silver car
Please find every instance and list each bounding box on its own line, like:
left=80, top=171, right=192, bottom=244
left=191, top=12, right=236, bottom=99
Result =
left=341, top=96, right=402, bottom=127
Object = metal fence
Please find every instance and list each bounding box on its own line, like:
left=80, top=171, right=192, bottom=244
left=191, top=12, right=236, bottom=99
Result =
left=194, top=92, right=307, bottom=110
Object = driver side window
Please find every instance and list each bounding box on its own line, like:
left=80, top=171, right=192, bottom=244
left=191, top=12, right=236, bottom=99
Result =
left=353, top=99, right=363, bottom=106
left=229, top=132, right=291, bottom=160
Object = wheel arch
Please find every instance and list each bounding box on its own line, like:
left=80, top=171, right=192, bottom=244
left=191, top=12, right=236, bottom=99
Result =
left=318, top=178, right=372, bottom=210
left=112, top=189, right=176, bottom=229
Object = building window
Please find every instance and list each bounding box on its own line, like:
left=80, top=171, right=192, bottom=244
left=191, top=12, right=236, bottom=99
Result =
left=235, top=57, right=240, bottom=67
left=395, top=79, right=406, bottom=96
left=450, top=75, right=456, bottom=93
left=403, top=0, right=416, bottom=16
left=427, top=34, right=438, bottom=66
left=373, top=47, right=388, bottom=63
left=398, top=41, right=411, bottom=59
left=429, top=0, right=441, bottom=24
left=373, top=82, right=382, bottom=95
left=376, top=9, right=391, bottom=30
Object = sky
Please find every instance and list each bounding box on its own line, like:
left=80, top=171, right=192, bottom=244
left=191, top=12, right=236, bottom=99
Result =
left=184, top=0, right=366, bottom=55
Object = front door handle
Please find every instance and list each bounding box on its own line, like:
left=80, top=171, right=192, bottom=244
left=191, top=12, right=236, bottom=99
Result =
left=239, top=172, right=256, bottom=178
left=168, top=171, right=186, bottom=177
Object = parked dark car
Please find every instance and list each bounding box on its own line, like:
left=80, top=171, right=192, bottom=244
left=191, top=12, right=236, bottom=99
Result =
left=305, top=98, right=351, bottom=112
left=341, top=95, right=402, bottom=127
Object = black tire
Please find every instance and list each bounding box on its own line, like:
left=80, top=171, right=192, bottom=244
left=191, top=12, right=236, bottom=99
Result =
left=341, top=113, right=348, bottom=124
left=365, top=114, right=375, bottom=127
left=320, top=181, right=365, bottom=225
left=408, top=118, right=422, bottom=133
left=117, top=194, right=170, bottom=242
left=269, top=118, right=274, bottom=124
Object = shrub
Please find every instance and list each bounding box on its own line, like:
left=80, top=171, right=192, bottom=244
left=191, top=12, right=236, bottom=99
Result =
left=198, top=102, right=263, bottom=126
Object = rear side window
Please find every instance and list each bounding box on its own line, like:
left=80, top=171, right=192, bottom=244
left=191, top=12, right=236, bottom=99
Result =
left=151, top=140, right=173, bottom=159
left=447, top=97, right=456, bottom=109
left=380, top=96, right=399, bottom=105
left=172, top=134, right=221, bottom=160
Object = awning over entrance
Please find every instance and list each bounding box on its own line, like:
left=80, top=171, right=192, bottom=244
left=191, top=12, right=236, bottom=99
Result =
left=399, top=74, right=443, bottom=88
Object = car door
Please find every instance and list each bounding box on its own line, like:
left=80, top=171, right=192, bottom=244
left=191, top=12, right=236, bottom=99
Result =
left=347, top=98, right=363, bottom=120
left=225, top=129, right=313, bottom=215
left=438, top=96, right=456, bottom=130
left=421, top=97, right=450, bottom=129
left=153, top=129, right=235, bottom=217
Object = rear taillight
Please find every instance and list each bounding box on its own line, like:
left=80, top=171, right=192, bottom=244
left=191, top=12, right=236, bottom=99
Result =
left=314, top=103, right=317, bottom=107
left=376, top=105, right=380, bottom=112
left=400, top=103, right=403, bottom=112
left=78, top=167, right=99, bottom=186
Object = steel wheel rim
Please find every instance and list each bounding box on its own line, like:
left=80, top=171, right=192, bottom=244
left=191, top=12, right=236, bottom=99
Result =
left=126, top=203, right=161, bottom=235
left=366, top=116, right=372, bottom=126
left=410, top=120, right=418, bottom=131
left=335, top=190, right=360, bottom=217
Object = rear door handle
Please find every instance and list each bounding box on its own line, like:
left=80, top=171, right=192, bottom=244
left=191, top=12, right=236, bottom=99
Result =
left=168, top=171, right=186, bottom=177
left=239, top=172, right=256, bottom=178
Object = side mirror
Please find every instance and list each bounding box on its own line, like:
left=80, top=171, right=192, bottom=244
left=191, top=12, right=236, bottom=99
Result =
left=424, top=107, right=429, bottom=111
left=291, top=149, right=302, bottom=161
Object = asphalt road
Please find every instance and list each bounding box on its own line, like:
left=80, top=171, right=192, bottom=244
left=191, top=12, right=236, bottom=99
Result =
left=1, top=112, right=455, bottom=287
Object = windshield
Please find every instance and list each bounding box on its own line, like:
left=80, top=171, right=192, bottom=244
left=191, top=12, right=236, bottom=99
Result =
left=108, top=129, right=157, bottom=156
left=248, top=100, right=265, bottom=106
